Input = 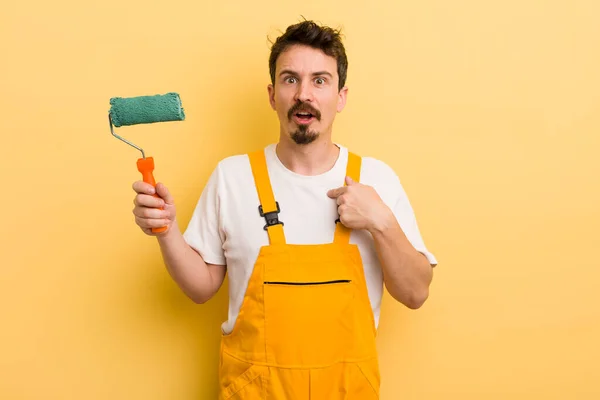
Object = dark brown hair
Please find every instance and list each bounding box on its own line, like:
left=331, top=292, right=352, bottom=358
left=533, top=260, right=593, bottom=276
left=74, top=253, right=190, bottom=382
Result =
left=269, top=19, right=348, bottom=91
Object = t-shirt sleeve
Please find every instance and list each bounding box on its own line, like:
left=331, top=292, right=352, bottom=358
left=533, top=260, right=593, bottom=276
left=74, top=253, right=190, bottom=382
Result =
left=387, top=170, right=438, bottom=267
left=393, top=183, right=437, bottom=267
left=182, top=164, right=227, bottom=266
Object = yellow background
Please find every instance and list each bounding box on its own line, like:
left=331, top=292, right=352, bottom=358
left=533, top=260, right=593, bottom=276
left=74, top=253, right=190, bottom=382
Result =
left=1, top=0, right=599, bottom=399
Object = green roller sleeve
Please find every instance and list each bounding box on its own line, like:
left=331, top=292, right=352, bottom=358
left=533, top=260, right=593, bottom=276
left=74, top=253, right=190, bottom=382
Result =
left=109, top=92, right=185, bottom=127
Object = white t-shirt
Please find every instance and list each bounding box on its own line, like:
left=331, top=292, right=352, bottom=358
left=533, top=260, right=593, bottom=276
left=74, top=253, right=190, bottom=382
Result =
left=183, top=143, right=437, bottom=335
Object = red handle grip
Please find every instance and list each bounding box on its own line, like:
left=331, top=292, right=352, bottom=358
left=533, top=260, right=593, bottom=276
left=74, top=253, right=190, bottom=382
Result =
left=137, top=157, right=167, bottom=233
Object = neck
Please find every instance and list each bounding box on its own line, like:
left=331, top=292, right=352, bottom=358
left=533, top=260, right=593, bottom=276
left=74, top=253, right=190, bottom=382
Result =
left=275, top=134, right=340, bottom=176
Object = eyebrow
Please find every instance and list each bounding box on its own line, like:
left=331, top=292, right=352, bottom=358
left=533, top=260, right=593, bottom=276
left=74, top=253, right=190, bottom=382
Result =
left=279, top=69, right=333, bottom=78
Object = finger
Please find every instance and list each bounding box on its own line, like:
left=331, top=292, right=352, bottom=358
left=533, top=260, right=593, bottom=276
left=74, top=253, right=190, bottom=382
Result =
left=337, top=205, right=348, bottom=225
left=336, top=195, right=346, bottom=206
left=134, top=193, right=165, bottom=208
left=132, top=180, right=155, bottom=195
left=345, top=176, right=356, bottom=185
left=327, top=186, right=347, bottom=198
left=155, top=183, right=174, bottom=205
left=133, top=205, right=170, bottom=219
left=135, top=215, right=169, bottom=229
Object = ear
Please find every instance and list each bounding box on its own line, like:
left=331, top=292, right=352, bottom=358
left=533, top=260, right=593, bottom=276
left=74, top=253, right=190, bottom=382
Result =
left=337, top=86, right=348, bottom=113
left=267, top=83, right=276, bottom=110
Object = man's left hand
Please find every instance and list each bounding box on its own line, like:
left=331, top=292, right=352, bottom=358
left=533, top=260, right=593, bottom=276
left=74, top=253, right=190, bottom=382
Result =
left=327, top=176, right=394, bottom=232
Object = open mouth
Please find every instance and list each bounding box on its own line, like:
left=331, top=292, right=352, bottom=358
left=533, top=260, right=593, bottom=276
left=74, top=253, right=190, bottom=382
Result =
left=288, top=102, right=321, bottom=125
left=294, top=112, right=315, bottom=124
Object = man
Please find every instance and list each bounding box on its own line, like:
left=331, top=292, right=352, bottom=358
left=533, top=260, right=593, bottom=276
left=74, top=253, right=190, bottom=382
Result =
left=132, top=20, right=437, bottom=399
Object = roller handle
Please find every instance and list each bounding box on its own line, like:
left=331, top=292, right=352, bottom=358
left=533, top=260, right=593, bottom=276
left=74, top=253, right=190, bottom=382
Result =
left=136, top=157, right=167, bottom=233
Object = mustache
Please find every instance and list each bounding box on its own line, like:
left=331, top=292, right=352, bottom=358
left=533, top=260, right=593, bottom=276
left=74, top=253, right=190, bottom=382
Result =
left=287, top=101, right=321, bottom=121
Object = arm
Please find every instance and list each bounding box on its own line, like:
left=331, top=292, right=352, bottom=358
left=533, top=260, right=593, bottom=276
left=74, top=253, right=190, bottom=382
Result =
left=133, top=181, right=226, bottom=304
left=368, top=209, right=433, bottom=309
left=157, top=219, right=226, bottom=304
left=328, top=175, right=435, bottom=309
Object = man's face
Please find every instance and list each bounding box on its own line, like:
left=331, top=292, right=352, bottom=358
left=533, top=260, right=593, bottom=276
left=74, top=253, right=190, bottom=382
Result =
left=268, top=45, right=347, bottom=145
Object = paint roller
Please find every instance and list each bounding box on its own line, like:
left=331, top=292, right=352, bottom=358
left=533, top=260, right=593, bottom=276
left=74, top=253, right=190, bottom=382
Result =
left=108, top=92, right=186, bottom=233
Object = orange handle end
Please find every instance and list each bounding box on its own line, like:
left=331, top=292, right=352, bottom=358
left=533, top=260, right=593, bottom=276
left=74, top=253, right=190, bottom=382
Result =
left=137, top=157, right=167, bottom=233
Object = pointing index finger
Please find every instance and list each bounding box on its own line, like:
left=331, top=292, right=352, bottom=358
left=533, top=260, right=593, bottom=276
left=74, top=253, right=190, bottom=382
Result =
left=327, top=186, right=347, bottom=198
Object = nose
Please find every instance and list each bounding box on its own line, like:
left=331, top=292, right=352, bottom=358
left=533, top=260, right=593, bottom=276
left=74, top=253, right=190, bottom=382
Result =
left=294, top=80, right=313, bottom=103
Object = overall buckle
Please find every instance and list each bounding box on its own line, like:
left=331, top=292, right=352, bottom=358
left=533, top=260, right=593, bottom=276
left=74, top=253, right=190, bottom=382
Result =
left=259, top=202, right=284, bottom=231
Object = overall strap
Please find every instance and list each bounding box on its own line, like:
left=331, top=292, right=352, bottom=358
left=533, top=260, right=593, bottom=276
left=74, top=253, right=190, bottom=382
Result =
left=333, top=151, right=362, bottom=245
left=248, top=149, right=286, bottom=245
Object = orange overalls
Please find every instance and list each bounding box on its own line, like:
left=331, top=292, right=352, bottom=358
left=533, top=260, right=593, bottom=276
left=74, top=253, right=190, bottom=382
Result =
left=218, top=149, right=380, bottom=399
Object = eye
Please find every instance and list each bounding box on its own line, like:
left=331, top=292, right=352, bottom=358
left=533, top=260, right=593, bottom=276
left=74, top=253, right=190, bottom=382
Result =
left=285, top=76, right=298, bottom=84
left=315, top=77, right=326, bottom=85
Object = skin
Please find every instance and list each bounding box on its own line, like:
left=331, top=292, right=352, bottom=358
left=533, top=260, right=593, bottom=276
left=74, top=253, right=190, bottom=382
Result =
left=132, top=44, right=433, bottom=308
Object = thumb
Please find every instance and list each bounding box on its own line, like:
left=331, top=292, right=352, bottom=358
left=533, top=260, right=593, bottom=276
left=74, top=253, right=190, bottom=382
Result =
left=155, top=183, right=174, bottom=205
left=345, top=176, right=356, bottom=185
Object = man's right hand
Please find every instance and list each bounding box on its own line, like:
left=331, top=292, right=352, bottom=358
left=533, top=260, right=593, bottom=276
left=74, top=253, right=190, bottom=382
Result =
left=132, top=181, right=176, bottom=235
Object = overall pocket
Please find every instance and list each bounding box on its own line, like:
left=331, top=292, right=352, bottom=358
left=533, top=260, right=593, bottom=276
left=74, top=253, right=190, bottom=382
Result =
left=219, top=351, right=267, bottom=399
left=352, top=357, right=381, bottom=399
left=263, top=277, right=356, bottom=366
